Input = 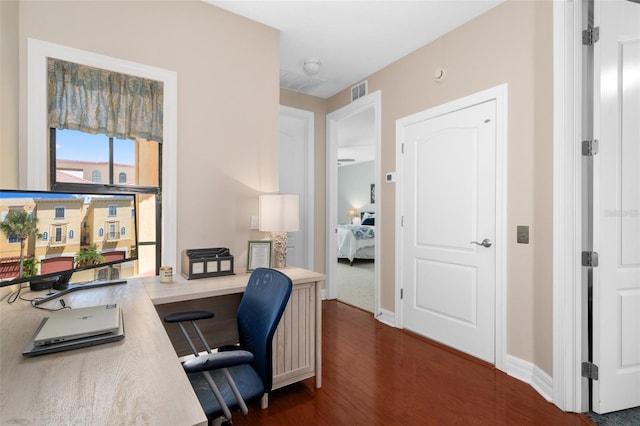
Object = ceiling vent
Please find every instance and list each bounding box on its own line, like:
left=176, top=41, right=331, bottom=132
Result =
left=351, top=81, right=367, bottom=102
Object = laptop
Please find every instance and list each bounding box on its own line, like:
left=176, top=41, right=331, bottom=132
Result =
left=23, top=308, right=124, bottom=356
left=33, top=304, right=121, bottom=347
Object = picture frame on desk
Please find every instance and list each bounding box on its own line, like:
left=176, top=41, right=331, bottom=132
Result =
left=247, top=240, right=272, bottom=271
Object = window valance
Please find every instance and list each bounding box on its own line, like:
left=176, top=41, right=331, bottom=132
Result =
left=47, top=58, right=164, bottom=143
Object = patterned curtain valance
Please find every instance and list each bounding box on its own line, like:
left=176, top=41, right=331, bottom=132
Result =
left=47, top=58, right=164, bottom=143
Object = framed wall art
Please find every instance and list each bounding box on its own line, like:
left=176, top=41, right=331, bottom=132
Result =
left=247, top=240, right=272, bottom=271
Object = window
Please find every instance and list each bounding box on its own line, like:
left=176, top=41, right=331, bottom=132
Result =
left=42, top=231, right=48, bottom=241
left=69, top=230, right=74, bottom=239
left=121, top=226, right=126, bottom=236
left=99, top=228, right=104, bottom=237
left=54, top=227, right=63, bottom=243
left=54, top=207, right=65, bottom=219
left=8, top=233, right=19, bottom=244
left=47, top=58, right=164, bottom=277
left=108, top=205, right=117, bottom=217
left=108, top=223, right=117, bottom=239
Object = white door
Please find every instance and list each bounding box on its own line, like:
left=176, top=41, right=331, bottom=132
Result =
left=592, top=0, right=640, bottom=413
left=279, top=106, right=314, bottom=269
left=400, top=100, right=496, bottom=363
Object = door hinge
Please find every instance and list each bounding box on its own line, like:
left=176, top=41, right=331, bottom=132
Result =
left=582, top=251, right=599, bottom=268
left=582, top=361, right=599, bottom=380
left=400, top=288, right=403, bottom=299
left=401, top=143, right=405, bottom=154
left=582, top=139, right=599, bottom=156
left=582, top=27, right=600, bottom=45
left=401, top=216, right=404, bottom=227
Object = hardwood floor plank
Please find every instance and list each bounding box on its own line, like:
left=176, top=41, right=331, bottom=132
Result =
left=228, top=300, right=593, bottom=425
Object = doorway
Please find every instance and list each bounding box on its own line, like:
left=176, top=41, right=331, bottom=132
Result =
left=326, top=91, right=381, bottom=315
left=553, top=0, right=640, bottom=412
left=553, top=0, right=640, bottom=414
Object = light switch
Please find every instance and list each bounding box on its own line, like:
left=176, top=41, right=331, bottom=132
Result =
left=517, top=226, right=529, bottom=244
left=250, top=215, right=259, bottom=230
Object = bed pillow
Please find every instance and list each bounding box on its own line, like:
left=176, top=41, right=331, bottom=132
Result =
left=362, top=212, right=375, bottom=226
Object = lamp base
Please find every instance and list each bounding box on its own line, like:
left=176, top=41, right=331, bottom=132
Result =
left=271, top=231, right=288, bottom=268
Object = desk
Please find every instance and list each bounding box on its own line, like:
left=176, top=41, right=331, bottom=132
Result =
left=0, top=267, right=324, bottom=425
left=146, top=267, right=324, bottom=390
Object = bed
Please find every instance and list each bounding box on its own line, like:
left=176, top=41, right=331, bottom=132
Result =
left=337, top=212, right=375, bottom=264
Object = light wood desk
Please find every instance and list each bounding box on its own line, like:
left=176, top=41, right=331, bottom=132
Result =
left=0, top=267, right=324, bottom=425
left=145, top=267, right=325, bottom=390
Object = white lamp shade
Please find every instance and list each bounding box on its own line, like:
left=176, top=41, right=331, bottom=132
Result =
left=259, top=194, right=300, bottom=232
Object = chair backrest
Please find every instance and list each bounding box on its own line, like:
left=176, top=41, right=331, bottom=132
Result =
left=236, top=268, right=292, bottom=392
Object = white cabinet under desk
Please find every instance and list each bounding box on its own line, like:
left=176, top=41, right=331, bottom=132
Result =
left=144, top=266, right=324, bottom=390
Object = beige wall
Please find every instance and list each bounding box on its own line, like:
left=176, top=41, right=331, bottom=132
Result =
left=2, top=1, right=280, bottom=274
left=279, top=89, right=328, bottom=274
left=0, top=0, right=19, bottom=188
left=327, top=0, right=553, bottom=374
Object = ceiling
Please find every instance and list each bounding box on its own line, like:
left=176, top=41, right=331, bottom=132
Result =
left=205, top=0, right=504, bottom=99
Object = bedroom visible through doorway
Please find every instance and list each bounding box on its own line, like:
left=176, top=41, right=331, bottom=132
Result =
left=335, top=106, right=376, bottom=313
left=326, top=91, right=380, bottom=315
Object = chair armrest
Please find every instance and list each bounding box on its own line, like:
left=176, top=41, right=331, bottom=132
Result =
left=182, top=351, right=254, bottom=373
left=164, top=310, right=214, bottom=323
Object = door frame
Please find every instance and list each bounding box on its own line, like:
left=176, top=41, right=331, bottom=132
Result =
left=325, top=91, right=381, bottom=313
left=279, top=105, right=315, bottom=270
left=395, top=84, right=508, bottom=372
left=552, top=0, right=587, bottom=412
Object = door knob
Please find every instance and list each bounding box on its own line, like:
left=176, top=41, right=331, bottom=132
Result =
left=470, top=238, right=492, bottom=248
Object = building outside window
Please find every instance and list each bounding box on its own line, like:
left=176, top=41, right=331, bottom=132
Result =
left=54, top=207, right=65, bottom=219
left=92, top=170, right=101, bottom=183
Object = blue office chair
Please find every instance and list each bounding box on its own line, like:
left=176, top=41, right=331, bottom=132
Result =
left=164, top=268, right=292, bottom=425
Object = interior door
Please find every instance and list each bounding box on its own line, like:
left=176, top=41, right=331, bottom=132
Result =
left=400, top=100, right=496, bottom=363
left=279, top=106, right=312, bottom=269
left=592, top=0, right=640, bottom=413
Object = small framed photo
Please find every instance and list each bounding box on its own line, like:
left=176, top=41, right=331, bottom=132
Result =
left=247, top=240, right=272, bottom=272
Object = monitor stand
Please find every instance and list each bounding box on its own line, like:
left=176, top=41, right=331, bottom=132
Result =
left=33, top=279, right=127, bottom=306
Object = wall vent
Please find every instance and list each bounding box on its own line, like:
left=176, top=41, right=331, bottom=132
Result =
left=351, top=81, right=368, bottom=102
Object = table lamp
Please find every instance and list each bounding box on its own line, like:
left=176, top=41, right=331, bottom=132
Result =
left=347, top=208, right=360, bottom=225
left=259, top=194, right=299, bottom=268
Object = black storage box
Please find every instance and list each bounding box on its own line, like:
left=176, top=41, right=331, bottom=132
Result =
left=181, top=248, right=234, bottom=279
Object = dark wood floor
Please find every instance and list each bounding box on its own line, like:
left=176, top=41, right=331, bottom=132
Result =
left=230, top=300, right=593, bottom=425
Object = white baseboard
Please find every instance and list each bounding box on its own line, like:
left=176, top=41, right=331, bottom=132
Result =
left=375, top=307, right=395, bottom=327
left=506, top=354, right=553, bottom=402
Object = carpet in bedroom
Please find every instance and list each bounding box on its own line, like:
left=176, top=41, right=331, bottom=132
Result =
left=336, top=259, right=374, bottom=313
